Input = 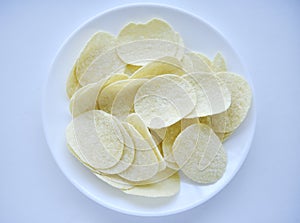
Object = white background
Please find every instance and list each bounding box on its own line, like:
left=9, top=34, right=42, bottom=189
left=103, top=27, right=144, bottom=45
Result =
left=1, top=0, right=299, bottom=222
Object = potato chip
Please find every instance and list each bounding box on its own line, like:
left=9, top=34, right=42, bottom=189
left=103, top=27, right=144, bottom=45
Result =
left=172, top=124, right=227, bottom=184
left=70, top=74, right=128, bottom=117
left=162, top=118, right=199, bottom=169
left=94, top=173, right=134, bottom=190
left=66, top=110, right=124, bottom=169
left=76, top=32, right=117, bottom=81
left=79, top=48, right=126, bottom=86
left=96, top=122, right=135, bottom=174
left=181, top=118, right=200, bottom=130
left=207, top=72, right=252, bottom=132
left=139, top=167, right=177, bottom=185
left=67, top=144, right=96, bottom=171
left=66, top=65, right=81, bottom=99
left=121, top=167, right=177, bottom=185
left=134, top=74, right=196, bottom=129
left=117, top=19, right=181, bottom=65
left=117, top=19, right=177, bottom=44
left=130, top=56, right=185, bottom=79
left=118, top=123, right=159, bottom=182
left=175, top=33, right=185, bottom=60
left=182, top=52, right=212, bottom=73
left=183, top=72, right=231, bottom=118
left=103, top=73, right=129, bottom=86
left=98, top=79, right=146, bottom=120
left=126, top=113, right=166, bottom=171
left=199, top=117, right=233, bottom=142
left=197, top=53, right=212, bottom=67
left=150, top=128, right=167, bottom=141
left=124, top=64, right=142, bottom=75
left=212, top=52, right=227, bottom=72
left=162, top=121, right=181, bottom=165
left=117, top=39, right=181, bottom=66
left=122, top=172, right=180, bottom=197
left=69, top=80, right=105, bottom=117
left=93, top=167, right=176, bottom=187
left=215, top=131, right=233, bottom=142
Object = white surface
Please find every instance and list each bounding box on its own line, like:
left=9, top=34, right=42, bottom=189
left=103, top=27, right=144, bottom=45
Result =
left=43, top=4, right=256, bottom=216
left=0, top=0, right=299, bottom=222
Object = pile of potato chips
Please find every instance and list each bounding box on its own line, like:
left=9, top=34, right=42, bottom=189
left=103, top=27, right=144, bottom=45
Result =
left=66, top=19, right=252, bottom=197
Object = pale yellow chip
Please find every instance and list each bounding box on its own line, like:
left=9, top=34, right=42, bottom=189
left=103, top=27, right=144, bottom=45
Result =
left=124, top=64, right=142, bottom=75
left=122, top=172, right=180, bottom=197
left=182, top=52, right=212, bottom=73
left=76, top=32, right=117, bottom=81
left=207, top=72, right=252, bottom=132
left=183, top=72, right=231, bottom=118
left=215, top=131, right=233, bottom=142
left=134, top=74, right=197, bottom=129
left=197, top=53, right=212, bottom=67
left=66, top=110, right=124, bottom=169
left=117, top=19, right=181, bottom=65
left=69, top=80, right=105, bottom=117
left=98, top=79, right=146, bottom=120
left=94, top=173, right=134, bottom=190
left=200, top=116, right=234, bottom=141
left=162, top=118, right=199, bottom=169
left=172, top=124, right=227, bottom=184
left=67, top=144, right=96, bottom=172
left=212, top=52, right=227, bottom=72
left=140, top=167, right=177, bottom=185
left=118, top=122, right=159, bottom=182
left=117, top=19, right=178, bottom=44
left=130, top=167, right=178, bottom=185
left=150, top=128, right=167, bottom=141
left=96, top=122, right=135, bottom=174
left=175, top=33, right=185, bottom=60
left=66, top=65, right=81, bottom=99
left=117, top=39, right=181, bottom=66
left=94, top=167, right=176, bottom=186
left=126, top=113, right=166, bottom=171
left=79, top=48, right=126, bottom=86
left=130, top=56, right=185, bottom=79
left=181, top=118, right=200, bottom=130
left=162, top=121, right=181, bottom=166
left=69, top=74, right=128, bottom=117
left=103, top=73, right=129, bottom=86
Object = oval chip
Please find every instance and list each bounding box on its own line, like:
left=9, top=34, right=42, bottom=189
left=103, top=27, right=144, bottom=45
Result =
left=96, top=122, right=135, bottom=174
left=75, top=32, right=117, bottom=81
left=122, top=171, right=180, bottom=197
left=212, top=52, right=227, bottom=72
left=207, top=72, right=252, bottom=132
left=66, top=64, right=81, bottom=99
left=134, top=74, right=197, bottom=129
left=70, top=74, right=129, bottom=117
left=118, top=123, right=159, bottom=182
left=130, top=56, right=185, bottom=79
left=183, top=72, right=231, bottom=118
left=126, top=113, right=166, bottom=171
left=98, top=79, right=147, bottom=120
left=116, top=19, right=181, bottom=65
left=94, top=173, right=134, bottom=190
left=79, top=48, right=126, bottom=86
left=172, top=124, right=227, bottom=184
left=66, top=110, right=124, bottom=169
left=182, top=52, right=212, bottom=73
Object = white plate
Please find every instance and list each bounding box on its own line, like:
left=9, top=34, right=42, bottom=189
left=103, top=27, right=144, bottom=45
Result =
left=42, top=3, right=256, bottom=216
